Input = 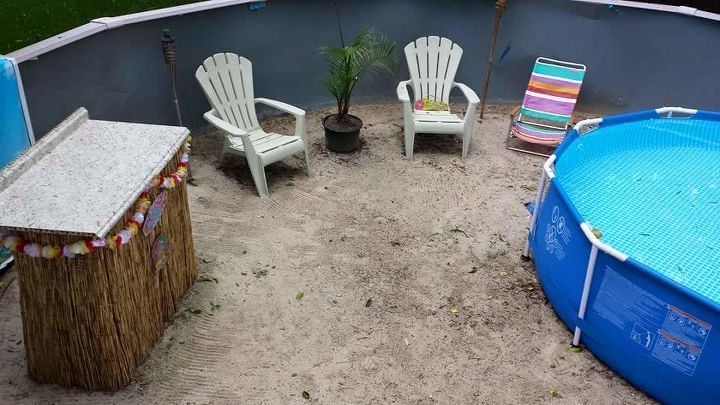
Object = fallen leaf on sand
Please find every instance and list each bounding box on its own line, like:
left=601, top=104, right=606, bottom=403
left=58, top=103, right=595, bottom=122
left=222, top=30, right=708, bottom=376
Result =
left=449, top=304, right=459, bottom=314
left=468, top=266, right=478, bottom=274
left=302, top=391, right=310, bottom=400
left=365, top=297, right=373, bottom=307
left=296, top=291, right=304, bottom=301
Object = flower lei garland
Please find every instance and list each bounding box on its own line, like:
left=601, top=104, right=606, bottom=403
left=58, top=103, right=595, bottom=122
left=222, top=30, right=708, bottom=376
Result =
left=414, top=98, right=449, bottom=112
left=0, top=136, right=192, bottom=259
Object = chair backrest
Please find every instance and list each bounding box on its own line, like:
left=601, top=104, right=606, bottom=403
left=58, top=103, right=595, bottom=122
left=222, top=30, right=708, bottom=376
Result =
left=404, top=36, right=463, bottom=104
left=195, top=53, right=260, bottom=131
left=519, top=57, right=586, bottom=128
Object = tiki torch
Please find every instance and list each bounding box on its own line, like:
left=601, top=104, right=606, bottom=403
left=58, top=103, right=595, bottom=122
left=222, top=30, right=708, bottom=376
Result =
left=161, top=29, right=194, bottom=182
left=161, top=29, right=183, bottom=126
left=479, top=0, right=508, bottom=119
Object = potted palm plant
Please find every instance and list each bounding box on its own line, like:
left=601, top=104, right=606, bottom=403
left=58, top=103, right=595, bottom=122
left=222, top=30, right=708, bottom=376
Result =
left=319, top=27, right=396, bottom=153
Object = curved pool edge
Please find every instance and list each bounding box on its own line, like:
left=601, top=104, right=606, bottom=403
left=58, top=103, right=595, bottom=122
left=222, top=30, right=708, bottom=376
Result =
left=526, top=107, right=720, bottom=404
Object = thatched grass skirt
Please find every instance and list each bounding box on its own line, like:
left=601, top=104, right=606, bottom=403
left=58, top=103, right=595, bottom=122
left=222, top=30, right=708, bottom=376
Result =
left=15, top=151, right=197, bottom=391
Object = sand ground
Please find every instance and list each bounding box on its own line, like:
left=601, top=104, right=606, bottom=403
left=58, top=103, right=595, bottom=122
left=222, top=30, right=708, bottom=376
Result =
left=0, top=104, right=652, bottom=404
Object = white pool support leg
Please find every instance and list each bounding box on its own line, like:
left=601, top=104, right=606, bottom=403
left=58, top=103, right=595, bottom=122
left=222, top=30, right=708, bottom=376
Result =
left=523, top=170, right=548, bottom=258
left=572, top=244, right=599, bottom=346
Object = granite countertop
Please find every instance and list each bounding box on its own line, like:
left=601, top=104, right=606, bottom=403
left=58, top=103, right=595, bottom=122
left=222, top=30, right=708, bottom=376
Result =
left=0, top=108, right=189, bottom=238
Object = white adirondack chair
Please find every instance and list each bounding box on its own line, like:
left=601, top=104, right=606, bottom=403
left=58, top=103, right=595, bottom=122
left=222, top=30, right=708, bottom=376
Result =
left=195, top=53, right=310, bottom=198
left=397, top=37, right=480, bottom=159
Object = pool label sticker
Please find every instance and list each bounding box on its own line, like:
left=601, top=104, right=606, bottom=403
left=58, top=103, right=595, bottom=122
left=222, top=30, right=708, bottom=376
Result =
left=594, top=266, right=666, bottom=331
left=651, top=306, right=711, bottom=376
left=544, top=206, right=572, bottom=261
left=630, top=323, right=655, bottom=349
left=593, top=266, right=711, bottom=376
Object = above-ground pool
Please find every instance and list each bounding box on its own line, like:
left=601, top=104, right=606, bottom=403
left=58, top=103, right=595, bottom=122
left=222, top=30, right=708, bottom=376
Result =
left=526, top=107, right=720, bottom=404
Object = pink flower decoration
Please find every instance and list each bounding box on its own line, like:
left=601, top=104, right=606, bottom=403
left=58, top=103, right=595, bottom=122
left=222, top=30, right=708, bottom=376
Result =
left=414, top=99, right=425, bottom=110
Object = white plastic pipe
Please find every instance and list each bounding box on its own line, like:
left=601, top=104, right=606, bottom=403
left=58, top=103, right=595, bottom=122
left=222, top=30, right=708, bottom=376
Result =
left=655, top=106, right=698, bottom=117
left=542, top=154, right=557, bottom=180
left=580, top=223, right=628, bottom=261
left=569, top=1, right=720, bottom=23
left=523, top=169, right=547, bottom=257
left=573, top=244, right=599, bottom=346
left=7, top=0, right=257, bottom=63
left=573, top=117, right=603, bottom=134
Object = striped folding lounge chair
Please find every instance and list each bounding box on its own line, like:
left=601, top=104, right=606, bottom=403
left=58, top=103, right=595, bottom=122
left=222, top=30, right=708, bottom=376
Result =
left=506, top=57, right=586, bottom=157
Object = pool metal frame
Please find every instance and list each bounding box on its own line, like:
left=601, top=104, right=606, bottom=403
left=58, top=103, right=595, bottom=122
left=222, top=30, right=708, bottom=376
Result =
left=524, top=106, right=703, bottom=347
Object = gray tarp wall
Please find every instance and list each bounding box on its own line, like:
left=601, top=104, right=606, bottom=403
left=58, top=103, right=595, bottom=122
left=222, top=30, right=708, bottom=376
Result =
left=16, top=0, right=720, bottom=137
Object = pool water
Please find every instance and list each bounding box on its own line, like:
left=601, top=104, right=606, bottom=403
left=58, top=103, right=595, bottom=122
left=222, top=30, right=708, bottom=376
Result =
left=555, top=118, right=720, bottom=304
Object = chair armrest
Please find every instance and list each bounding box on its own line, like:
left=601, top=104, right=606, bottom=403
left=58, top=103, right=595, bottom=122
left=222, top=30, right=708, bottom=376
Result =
left=397, top=80, right=414, bottom=133
left=452, top=82, right=480, bottom=105
left=203, top=110, right=249, bottom=137
left=255, top=98, right=305, bottom=118
left=397, top=80, right=412, bottom=103
left=453, top=82, right=479, bottom=126
left=254, top=98, right=307, bottom=143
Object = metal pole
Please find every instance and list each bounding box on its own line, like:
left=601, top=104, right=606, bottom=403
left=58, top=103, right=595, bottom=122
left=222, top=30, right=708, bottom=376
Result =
left=573, top=244, right=599, bottom=347
left=523, top=169, right=547, bottom=258
left=161, top=29, right=194, bottom=183
left=479, top=0, right=507, bottom=119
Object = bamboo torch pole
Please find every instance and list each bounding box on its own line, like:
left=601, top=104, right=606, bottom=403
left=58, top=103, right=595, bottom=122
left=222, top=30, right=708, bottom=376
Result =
left=161, top=29, right=194, bottom=184
left=479, top=0, right=508, bottom=119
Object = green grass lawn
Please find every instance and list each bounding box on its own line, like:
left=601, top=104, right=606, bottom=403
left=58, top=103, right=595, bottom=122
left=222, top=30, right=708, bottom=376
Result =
left=0, top=1, right=201, bottom=54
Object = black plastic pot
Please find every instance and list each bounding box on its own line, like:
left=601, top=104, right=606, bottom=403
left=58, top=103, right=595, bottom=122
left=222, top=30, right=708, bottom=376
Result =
left=323, top=114, right=362, bottom=153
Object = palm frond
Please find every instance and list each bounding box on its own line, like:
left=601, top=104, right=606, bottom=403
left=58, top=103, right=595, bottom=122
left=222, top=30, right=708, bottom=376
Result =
left=319, top=27, right=396, bottom=116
